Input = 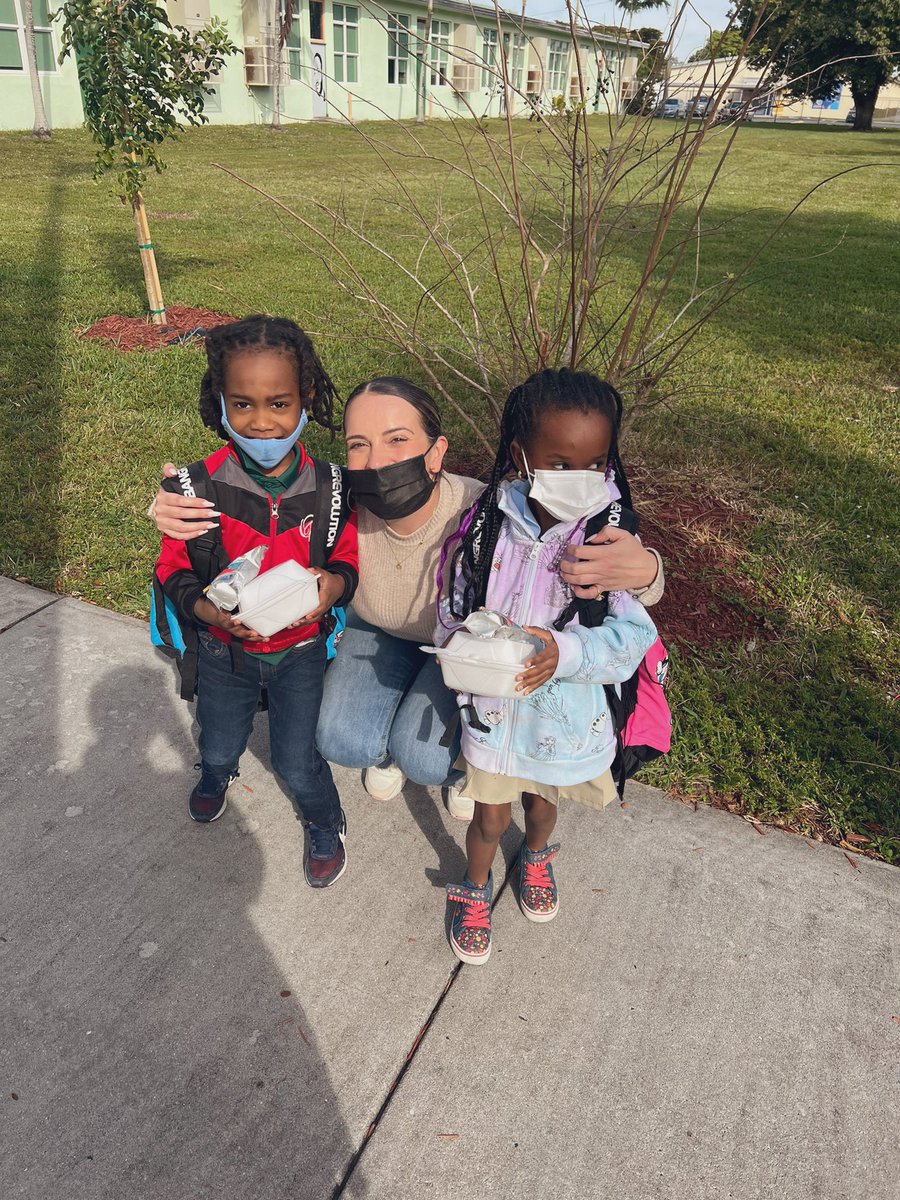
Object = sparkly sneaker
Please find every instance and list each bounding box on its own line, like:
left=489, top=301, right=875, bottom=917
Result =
left=446, top=873, right=493, bottom=965
left=518, top=842, right=560, bottom=923
left=363, top=761, right=406, bottom=801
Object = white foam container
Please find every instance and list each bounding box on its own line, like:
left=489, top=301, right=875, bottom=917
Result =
left=421, top=630, right=533, bottom=698
left=237, top=560, right=319, bottom=637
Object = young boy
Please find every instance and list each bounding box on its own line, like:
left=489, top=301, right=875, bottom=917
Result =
left=153, top=315, right=357, bottom=888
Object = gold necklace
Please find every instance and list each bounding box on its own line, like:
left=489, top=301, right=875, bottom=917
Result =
left=383, top=530, right=426, bottom=572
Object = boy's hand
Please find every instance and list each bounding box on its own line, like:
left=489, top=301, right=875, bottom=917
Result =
left=289, top=569, right=344, bottom=628
left=516, top=627, right=559, bottom=695
left=150, top=463, right=220, bottom=541
left=193, top=597, right=270, bottom=642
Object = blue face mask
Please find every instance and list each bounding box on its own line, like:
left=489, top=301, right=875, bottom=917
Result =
left=220, top=393, right=308, bottom=469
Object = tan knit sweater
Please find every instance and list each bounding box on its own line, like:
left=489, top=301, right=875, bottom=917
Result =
left=352, top=472, right=665, bottom=643
left=353, top=472, right=484, bottom=643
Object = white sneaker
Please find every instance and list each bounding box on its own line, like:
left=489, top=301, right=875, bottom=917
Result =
left=445, top=785, right=475, bottom=821
left=363, top=762, right=406, bottom=801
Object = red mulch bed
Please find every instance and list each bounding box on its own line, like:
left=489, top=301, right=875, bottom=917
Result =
left=445, top=451, right=772, bottom=651
left=632, top=465, right=773, bottom=651
left=81, top=306, right=238, bottom=351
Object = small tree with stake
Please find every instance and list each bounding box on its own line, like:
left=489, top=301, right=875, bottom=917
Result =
left=57, top=0, right=236, bottom=324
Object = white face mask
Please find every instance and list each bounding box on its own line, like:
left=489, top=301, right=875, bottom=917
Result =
left=521, top=450, right=612, bottom=525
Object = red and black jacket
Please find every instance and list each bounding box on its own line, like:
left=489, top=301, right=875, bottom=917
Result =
left=155, top=442, right=358, bottom=654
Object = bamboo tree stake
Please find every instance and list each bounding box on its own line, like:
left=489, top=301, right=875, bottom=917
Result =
left=129, top=146, right=166, bottom=325
left=132, top=189, right=167, bottom=325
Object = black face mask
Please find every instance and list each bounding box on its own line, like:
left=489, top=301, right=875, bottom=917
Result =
left=347, top=451, right=438, bottom=521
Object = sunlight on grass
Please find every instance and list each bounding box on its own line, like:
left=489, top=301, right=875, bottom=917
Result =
left=0, top=120, right=896, bottom=857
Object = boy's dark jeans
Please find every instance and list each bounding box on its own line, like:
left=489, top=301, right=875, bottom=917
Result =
left=196, top=632, right=341, bottom=831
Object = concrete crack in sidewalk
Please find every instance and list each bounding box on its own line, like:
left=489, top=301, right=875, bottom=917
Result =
left=331, top=867, right=515, bottom=1198
left=0, top=596, right=61, bottom=636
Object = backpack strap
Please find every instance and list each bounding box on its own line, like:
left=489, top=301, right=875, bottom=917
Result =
left=169, top=463, right=228, bottom=702
left=181, top=463, right=229, bottom=585
left=551, top=502, right=641, bottom=632
left=309, top=459, right=346, bottom=568
left=471, top=505, right=504, bottom=611
left=308, top=459, right=349, bottom=643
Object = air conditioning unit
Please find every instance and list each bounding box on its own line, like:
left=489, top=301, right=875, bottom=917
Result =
left=244, top=43, right=271, bottom=87
left=451, top=61, right=477, bottom=93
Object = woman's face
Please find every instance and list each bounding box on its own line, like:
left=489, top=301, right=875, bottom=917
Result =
left=344, top=390, right=448, bottom=473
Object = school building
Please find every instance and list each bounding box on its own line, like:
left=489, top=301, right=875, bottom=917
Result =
left=0, top=0, right=644, bottom=131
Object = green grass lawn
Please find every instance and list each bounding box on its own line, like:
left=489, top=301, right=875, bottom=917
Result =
left=0, top=119, right=897, bottom=859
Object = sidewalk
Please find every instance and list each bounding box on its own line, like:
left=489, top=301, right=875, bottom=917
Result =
left=2, top=576, right=898, bottom=1200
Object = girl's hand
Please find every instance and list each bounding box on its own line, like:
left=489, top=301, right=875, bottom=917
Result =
left=516, top=627, right=559, bottom=695
left=150, top=463, right=220, bottom=541
left=290, top=569, right=345, bottom=627
left=560, top=526, right=658, bottom=596
left=192, top=597, right=271, bottom=642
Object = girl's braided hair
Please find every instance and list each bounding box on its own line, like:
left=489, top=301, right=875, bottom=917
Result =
left=447, top=368, right=629, bottom=621
left=198, top=314, right=340, bottom=438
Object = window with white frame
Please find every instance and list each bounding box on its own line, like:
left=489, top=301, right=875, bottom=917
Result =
left=287, top=12, right=302, bottom=81
left=548, top=37, right=570, bottom=94
left=332, top=3, right=358, bottom=84
left=480, top=26, right=498, bottom=89
left=427, top=18, right=450, bottom=86
left=387, top=13, right=409, bottom=85
left=0, top=0, right=55, bottom=72
left=501, top=30, right=526, bottom=91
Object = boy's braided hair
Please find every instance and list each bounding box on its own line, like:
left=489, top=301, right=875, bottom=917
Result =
left=447, top=368, right=629, bottom=621
left=198, top=314, right=339, bottom=438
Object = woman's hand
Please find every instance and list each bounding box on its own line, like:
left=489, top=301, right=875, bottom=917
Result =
left=291, top=569, right=345, bottom=627
left=559, top=526, right=659, bottom=597
left=192, top=597, right=270, bottom=642
left=150, top=463, right=220, bottom=541
left=516, top=627, right=559, bottom=695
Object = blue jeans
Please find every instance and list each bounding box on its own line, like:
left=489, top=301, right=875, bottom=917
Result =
left=316, top=609, right=462, bottom=787
left=196, top=633, right=341, bottom=831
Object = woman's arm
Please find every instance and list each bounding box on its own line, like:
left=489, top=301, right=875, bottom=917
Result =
left=559, top=526, right=665, bottom=605
left=148, top=463, right=220, bottom=541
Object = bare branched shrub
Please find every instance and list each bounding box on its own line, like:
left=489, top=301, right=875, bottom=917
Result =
left=215, top=0, right=880, bottom=443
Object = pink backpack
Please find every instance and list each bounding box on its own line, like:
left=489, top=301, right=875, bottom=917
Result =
left=604, top=636, right=672, bottom=797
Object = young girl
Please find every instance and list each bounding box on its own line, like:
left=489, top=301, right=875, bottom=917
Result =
left=439, top=368, right=658, bottom=963
left=153, top=315, right=358, bottom=888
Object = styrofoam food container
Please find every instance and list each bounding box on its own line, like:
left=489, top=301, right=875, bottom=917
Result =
left=421, top=630, right=533, bottom=698
left=237, top=560, right=319, bottom=637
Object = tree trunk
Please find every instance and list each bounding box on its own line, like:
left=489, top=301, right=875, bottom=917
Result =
left=22, top=0, right=51, bottom=140
left=850, top=83, right=877, bottom=131
left=416, top=0, right=433, bottom=124
left=270, top=0, right=286, bottom=131
left=271, top=19, right=282, bottom=129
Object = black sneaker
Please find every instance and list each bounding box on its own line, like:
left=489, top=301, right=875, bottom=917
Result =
left=304, top=809, right=347, bottom=888
left=188, top=776, right=232, bottom=823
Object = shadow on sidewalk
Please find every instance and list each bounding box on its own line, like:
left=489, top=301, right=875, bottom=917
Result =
left=1, top=641, right=367, bottom=1199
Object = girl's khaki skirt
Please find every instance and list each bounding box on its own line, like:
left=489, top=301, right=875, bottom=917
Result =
left=458, top=762, right=617, bottom=811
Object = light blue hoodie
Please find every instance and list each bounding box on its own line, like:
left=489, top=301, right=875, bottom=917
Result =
left=437, top=480, right=658, bottom=786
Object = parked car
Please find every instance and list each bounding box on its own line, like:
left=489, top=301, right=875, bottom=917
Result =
left=715, top=99, right=754, bottom=123
left=846, top=107, right=856, bottom=123
left=687, top=94, right=711, bottom=118
left=656, top=97, right=683, bottom=118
